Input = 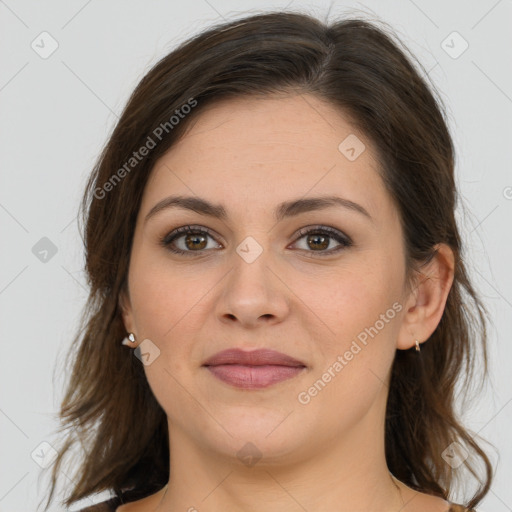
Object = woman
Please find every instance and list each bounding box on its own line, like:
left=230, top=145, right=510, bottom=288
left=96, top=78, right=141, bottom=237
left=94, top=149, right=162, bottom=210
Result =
left=41, top=10, right=493, bottom=512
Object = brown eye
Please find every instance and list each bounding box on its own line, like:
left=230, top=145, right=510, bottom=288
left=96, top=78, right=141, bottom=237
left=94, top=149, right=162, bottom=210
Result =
left=182, top=232, right=208, bottom=250
left=306, top=233, right=329, bottom=250
left=161, top=225, right=221, bottom=255
left=161, top=224, right=352, bottom=257
left=291, top=226, right=352, bottom=256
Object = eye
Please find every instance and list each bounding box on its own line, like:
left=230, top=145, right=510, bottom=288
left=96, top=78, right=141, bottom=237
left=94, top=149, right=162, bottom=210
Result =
left=289, top=225, right=352, bottom=257
left=160, top=225, right=221, bottom=255
left=160, top=224, right=352, bottom=257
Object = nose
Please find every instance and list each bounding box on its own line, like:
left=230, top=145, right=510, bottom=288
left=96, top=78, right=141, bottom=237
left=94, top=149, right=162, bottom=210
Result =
left=215, top=246, right=291, bottom=329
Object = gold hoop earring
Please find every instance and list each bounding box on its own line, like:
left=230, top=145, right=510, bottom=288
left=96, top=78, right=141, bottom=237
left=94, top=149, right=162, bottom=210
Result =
left=415, top=339, right=421, bottom=352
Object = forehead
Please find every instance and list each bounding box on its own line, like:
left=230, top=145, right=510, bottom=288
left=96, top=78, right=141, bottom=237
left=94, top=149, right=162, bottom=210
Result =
left=140, top=93, right=393, bottom=225
left=176, top=93, right=366, bottom=160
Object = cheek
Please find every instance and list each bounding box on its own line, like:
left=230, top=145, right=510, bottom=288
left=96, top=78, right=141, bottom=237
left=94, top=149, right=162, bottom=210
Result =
left=127, top=253, right=205, bottom=413
left=295, top=269, right=402, bottom=429
left=303, top=261, right=403, bottom=348
left=127, top=243, right=198, bottom=337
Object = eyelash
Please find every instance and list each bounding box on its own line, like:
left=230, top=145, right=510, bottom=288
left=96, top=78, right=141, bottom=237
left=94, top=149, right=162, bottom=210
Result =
left=160, top=224, right=353, bottom=258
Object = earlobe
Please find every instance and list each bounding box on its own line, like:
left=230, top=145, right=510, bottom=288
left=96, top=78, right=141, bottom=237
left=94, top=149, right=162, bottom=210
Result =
left=396, top=244, right=455, bottom=351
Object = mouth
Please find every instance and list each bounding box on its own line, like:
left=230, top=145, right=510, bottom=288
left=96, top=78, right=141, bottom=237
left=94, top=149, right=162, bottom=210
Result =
left=202, top=348, right=307, bottom=389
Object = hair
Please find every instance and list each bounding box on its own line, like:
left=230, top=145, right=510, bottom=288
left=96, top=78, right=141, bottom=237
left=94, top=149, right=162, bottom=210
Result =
left=41, top=9, right=494, bottom=511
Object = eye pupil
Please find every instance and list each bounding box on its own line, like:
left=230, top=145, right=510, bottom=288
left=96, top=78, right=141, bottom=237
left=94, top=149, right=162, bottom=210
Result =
left=307, top=234, right=329, bottom=250
left=186, top=233, right=207, bottom=250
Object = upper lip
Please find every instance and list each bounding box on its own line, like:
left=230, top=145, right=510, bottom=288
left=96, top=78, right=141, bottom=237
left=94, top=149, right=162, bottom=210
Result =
left=203, top=348, right=306, bottom=367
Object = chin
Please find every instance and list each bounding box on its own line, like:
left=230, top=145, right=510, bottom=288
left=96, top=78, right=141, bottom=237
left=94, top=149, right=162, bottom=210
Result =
left=200, top=411, right=310, bottom=466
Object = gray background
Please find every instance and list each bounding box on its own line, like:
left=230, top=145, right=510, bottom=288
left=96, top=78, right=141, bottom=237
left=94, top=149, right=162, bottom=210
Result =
left=0, top=1, right=510, bottom=511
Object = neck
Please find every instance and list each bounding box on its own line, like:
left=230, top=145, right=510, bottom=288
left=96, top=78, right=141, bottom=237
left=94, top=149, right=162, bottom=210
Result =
left=157, top=472, right=404, bottom=512
left=155, top=421, right=405, bottom=511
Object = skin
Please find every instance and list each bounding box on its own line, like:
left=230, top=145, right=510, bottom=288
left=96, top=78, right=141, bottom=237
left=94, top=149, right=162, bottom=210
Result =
left=118, top=93, right=455, bottom=512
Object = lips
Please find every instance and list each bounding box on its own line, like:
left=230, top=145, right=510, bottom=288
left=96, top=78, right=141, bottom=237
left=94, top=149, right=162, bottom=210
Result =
left=203, top=348, right=306, bottom=367
left=203, top=348, right=307, bottom=389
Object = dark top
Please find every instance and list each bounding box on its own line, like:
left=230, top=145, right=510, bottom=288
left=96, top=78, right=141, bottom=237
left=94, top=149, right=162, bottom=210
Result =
left=75, top=495, right=120, bottom=511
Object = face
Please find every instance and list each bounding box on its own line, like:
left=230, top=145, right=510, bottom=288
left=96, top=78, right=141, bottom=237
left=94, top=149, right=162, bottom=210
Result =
left=120, top=93, right=412, bottom=466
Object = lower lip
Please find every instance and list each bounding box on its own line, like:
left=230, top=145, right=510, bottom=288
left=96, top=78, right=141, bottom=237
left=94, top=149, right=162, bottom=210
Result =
left=204, top=364, right=306, bottom=389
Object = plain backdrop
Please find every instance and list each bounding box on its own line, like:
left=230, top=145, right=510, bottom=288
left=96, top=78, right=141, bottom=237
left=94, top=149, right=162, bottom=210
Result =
left=1, top=1, right=511, bottom=511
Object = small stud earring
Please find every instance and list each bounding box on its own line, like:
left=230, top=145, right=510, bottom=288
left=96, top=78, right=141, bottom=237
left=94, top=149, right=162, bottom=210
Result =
left=121, top=332, right=136, bottom=346
left=415, top=339, right=421, bottom=352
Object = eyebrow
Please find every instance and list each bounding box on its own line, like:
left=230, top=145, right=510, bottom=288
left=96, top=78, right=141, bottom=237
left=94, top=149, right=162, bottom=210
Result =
left=144, top=194, right=373, bottom=225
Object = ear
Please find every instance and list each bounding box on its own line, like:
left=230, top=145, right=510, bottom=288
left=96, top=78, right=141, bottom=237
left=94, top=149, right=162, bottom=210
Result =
left=396, top=243, right=455, bottom=350
left=118, top=285, right=136, bottom=336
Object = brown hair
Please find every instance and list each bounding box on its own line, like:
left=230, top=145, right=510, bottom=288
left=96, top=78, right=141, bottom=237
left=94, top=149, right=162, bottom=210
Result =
left=41, top=10, right=494, bottom=510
